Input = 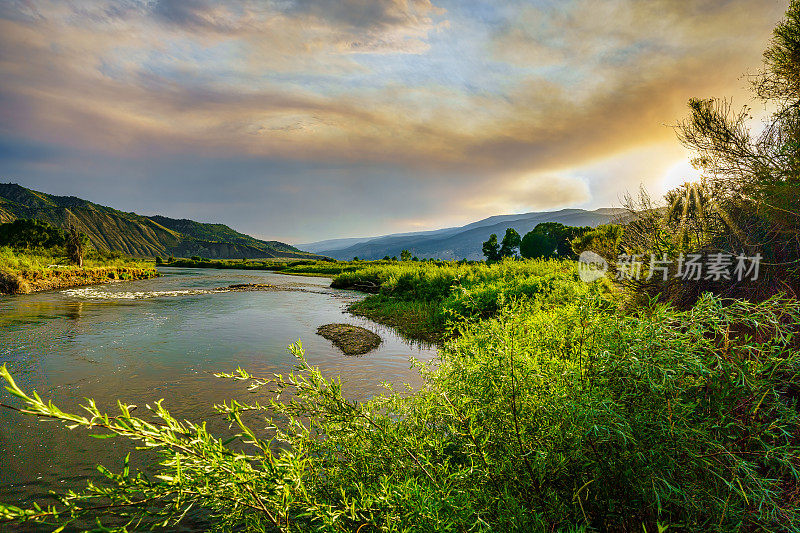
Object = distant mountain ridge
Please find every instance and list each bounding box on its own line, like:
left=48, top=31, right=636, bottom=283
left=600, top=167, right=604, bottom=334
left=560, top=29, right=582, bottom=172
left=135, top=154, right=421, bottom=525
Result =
left=301, top=208, right=627, bottom=260
left=0, top=183, right=320, bottom=260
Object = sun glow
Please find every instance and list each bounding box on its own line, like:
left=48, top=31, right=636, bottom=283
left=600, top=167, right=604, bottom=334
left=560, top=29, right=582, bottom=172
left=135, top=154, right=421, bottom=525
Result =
left=661, top=158, right=703, bottom=194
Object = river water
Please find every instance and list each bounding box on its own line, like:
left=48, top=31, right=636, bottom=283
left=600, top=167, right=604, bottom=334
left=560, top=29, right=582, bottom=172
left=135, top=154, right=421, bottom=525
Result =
left=0, top=267, right=437, bottom=522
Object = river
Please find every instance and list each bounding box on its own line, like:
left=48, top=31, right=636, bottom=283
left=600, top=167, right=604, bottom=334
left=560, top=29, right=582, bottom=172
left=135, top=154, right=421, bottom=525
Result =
left=0, top=267, right=437, bottom=524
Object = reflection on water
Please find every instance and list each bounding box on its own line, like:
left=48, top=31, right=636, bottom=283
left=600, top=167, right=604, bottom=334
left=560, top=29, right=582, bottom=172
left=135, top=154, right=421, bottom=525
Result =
left=0, top=267, right=438, bottom=522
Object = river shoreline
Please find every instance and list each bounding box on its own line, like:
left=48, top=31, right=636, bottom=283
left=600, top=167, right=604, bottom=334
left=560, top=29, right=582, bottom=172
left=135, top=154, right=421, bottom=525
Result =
left=0, top=266, right=159, bottom=295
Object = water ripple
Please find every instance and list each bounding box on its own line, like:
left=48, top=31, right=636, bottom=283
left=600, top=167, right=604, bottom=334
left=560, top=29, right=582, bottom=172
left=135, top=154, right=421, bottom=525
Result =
left=61, top=287, right=220, bottom=299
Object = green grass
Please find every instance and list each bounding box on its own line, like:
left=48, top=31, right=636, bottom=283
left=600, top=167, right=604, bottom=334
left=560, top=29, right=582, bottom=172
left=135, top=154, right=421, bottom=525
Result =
left=0, top=246, right=157, bottom=294
left=0, top=246, right=152, bottom=272
left=332, top=259, right=615, bottom=341
left=348, top=294, right=442, bottom=343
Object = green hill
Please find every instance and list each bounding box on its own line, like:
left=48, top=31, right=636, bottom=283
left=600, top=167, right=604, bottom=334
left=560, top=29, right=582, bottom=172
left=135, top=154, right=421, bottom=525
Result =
left=0, top=183, right=321, bottom=260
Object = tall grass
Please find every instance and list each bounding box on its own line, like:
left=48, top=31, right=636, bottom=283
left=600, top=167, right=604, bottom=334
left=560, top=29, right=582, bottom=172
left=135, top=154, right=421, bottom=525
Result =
left=0, top=245, right=152, bottom=273
left=0, top=246, right=156, bottom=294
left=333, top=259, right=614, bottom=339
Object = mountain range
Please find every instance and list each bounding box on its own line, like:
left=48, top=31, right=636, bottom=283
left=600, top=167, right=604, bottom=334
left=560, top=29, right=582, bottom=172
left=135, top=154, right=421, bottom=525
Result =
left=1, top=182, right=628, bottom=262
left=300, top=208, right=627, bottom=260
left=0, top=183, right=320, bottom=260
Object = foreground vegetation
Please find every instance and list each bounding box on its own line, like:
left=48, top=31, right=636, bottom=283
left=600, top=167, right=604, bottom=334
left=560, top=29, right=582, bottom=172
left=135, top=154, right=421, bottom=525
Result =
left=2, top=268, right=799, bottom=531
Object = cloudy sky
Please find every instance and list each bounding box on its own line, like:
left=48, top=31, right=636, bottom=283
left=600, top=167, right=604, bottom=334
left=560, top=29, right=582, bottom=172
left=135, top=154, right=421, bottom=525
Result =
left=0, top=0, right=788, bottom=243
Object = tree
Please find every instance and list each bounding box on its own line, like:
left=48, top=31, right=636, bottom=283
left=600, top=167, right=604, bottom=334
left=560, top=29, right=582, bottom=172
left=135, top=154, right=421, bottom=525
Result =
left=481, top=234, right=501, bottom=262
left=520, top=223, right=591, bottom=259
left=520, top=223, right=565, bottom=259
left=663, top=181, right=718, bottom=251
left=670, top=0, right=800, bottom=298
left=400, top=249, right=411, bottom=261
left=499, top=228, right=521, bottom=258
left=520, top=230, right=557, bottom=259
left=65, top=223, right=86, bottom=267
left=557, top=226, right=592, bottom=258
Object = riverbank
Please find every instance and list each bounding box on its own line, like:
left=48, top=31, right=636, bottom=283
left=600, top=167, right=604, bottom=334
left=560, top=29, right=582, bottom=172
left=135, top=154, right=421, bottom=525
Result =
left=164, top=257, right=416, bottom=277
left=0, top=246, right=158, bottom=295
left=329, top=259, right=607, bottom=344
left=0, top=265, right=159, bottom=295
left=167, top=259, right=452, bottom=342
left=347, top=295, right=442, bottom=343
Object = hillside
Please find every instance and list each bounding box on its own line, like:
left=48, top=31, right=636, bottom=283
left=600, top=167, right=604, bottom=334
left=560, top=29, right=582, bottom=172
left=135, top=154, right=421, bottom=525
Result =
left=302, top=208, right=626, bottom=260
left=0, top=183, right=321, bottom=260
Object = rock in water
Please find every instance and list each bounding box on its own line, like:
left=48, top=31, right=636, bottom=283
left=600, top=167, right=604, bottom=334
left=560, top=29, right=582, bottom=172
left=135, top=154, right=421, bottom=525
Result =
left=316, top=323, right=382, bottom=356
left=216, top=283, right=278, bottom=291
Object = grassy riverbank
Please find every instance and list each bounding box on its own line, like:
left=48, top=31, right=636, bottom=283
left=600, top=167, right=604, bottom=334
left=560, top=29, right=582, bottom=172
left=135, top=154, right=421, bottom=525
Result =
left=331, top=260, right=613, bottom=343
left=0, top=246, right=158, bottom=295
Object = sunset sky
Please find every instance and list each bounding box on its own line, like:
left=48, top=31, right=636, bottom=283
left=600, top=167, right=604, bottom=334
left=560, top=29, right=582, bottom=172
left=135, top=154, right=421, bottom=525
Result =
left=0, top=0, right=788, bottom=243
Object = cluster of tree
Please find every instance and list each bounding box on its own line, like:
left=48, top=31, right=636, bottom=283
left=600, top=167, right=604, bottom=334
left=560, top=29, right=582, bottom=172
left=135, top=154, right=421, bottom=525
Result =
left=520, top=223, right=592, bottom=259
left=0, top=218, right=88, bottom=266
left=481, top=229, right=520, bottom=262
left=0, top=219, right=65, bottom=249
left=481, top=224, right=592, bottom=262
